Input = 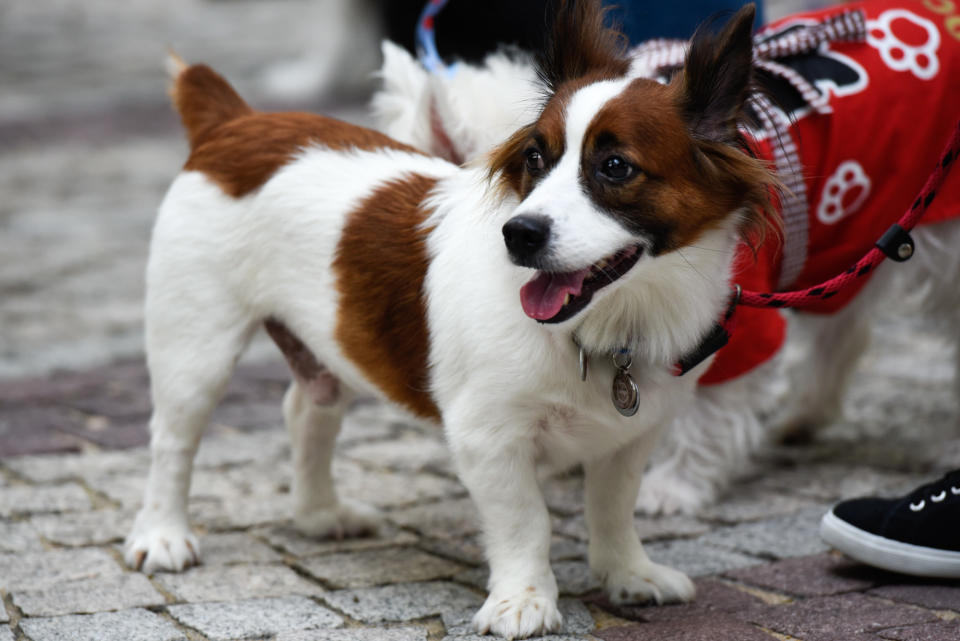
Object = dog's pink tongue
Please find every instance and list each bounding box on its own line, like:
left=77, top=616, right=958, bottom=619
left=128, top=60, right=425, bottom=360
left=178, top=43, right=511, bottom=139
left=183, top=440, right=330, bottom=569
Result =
left=520, top=269, right=591, bottom=320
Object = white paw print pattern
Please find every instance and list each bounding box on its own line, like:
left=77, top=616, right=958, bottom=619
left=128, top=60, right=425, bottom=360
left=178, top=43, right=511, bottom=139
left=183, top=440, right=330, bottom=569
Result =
left=866, top=9, right=941, bottom=80
left=817, top=160, right=872, bottom=225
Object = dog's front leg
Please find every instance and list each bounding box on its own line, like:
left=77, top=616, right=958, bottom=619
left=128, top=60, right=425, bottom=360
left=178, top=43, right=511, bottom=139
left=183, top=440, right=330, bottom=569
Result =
left=450, top=418, right=562, bottom=639
left=586, top=431, right=695, bottom=605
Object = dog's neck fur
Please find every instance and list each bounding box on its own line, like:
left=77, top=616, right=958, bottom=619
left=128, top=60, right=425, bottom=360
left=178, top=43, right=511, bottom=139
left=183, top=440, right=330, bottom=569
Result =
left=572, top=220, right=740, bottom=366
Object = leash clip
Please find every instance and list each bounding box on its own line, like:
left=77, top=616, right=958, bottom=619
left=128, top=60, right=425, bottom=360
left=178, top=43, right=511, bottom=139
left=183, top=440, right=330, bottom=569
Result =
left=876, top=224, right=915, bottom=262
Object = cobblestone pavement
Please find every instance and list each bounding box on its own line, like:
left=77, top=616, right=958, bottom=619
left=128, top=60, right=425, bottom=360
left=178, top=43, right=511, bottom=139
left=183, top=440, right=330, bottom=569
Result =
left=3, top=0, right=960, bottom=639
left=1, top=319, right=959, bottom=641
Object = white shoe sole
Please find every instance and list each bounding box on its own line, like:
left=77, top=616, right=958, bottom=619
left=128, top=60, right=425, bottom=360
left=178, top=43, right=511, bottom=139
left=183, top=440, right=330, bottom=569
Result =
left=820, top=510, right=960, bottom=578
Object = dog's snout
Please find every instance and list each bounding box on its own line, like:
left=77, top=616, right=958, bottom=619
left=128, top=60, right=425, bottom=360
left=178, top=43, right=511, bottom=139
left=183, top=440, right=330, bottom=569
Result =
left=503, top=215, right=551, bottom=264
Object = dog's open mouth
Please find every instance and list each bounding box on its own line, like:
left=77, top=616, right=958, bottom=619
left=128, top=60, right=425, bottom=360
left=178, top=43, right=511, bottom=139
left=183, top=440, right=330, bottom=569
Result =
left=520, top=245, right=643, bottom=323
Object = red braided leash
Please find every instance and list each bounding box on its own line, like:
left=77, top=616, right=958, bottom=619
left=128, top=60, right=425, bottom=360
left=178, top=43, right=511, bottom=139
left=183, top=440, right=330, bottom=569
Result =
left=739, top=118, right=960, bottom=309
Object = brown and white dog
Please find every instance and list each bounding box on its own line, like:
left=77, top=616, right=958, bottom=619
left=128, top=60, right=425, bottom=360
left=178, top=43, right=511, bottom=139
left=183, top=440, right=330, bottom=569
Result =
left=125, top=0, right=958, bottom=638
left=373, top=0, right=960, bottom=516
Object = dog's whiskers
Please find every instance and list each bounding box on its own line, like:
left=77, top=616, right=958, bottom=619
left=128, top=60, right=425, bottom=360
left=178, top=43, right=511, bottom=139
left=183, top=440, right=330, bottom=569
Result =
left=677, top=249, right=710, bottom=285
left=593, top=261, right=623, bottom=284
left=686, top=245, right=728, bottom=254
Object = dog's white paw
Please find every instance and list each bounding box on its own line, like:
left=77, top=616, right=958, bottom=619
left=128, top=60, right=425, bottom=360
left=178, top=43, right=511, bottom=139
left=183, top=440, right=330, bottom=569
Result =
left=124, top=516, right=200, bottom=573
left=473, top=587, right=563, bottom=640
left=601, top=560, right=695, bottom=605
left=294, top=498, right=382, bottom=539
left=635, top=467, right=714, bottom=516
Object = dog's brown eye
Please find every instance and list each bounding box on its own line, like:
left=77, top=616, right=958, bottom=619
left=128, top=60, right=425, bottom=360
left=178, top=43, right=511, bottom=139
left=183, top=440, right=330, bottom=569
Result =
left=524, top=148, right=545, bottom=174
left=598, top=155, right=634, bottom=182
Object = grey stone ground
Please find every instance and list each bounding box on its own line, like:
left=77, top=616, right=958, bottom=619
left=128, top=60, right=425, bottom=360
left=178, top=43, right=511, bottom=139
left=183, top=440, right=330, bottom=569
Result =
left=2, top=1, right=960, bottom=640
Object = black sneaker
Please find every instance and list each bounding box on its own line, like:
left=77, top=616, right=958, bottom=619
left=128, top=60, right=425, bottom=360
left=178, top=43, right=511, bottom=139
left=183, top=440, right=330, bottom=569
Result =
left=820, top=469, right=960, bottom=578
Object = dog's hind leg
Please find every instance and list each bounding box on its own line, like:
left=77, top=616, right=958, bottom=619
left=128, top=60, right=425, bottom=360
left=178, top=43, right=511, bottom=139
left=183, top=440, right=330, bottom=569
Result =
left=769, top=305, right=873, bottom=442
left=125, top=297, right=256, bottom=573
left=911, top=222, right=960, bottom=404
left=264, top=319, right=382, bottom=538
left=586, top=429, right=695, bottom=604
left=282, top=378, right=381, bottom=538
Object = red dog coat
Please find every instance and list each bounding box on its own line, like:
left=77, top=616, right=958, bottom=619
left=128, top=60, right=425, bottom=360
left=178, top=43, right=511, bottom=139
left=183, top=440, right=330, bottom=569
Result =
left=688, top=0, right=960, bottom=384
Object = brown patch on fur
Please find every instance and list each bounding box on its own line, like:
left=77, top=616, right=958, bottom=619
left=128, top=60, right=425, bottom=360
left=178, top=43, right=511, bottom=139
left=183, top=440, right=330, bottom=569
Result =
left=185, top=112, right=424, bottom=198
left=579, top=77, right=778, bottom=254
left=333, top=174, right=440, bottom=421
left=488, top=76, right=600, bottom=198
left=489, top=0, right=630, bottom=197
left=488, top=124, right=536, bottom=198
left=172, top=63, right=423, bottom=198
left=264, top=318, right=340, bottom=405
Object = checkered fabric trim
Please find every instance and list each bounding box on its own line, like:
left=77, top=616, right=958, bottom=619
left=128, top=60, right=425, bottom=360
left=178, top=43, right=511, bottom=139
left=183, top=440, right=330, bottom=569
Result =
left=629, top=8, right=868, bottom=289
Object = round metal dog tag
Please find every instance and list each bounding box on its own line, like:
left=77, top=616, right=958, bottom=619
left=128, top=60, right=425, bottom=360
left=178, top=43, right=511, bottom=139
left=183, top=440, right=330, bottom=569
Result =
left=611, top=369, right=640, bottom=416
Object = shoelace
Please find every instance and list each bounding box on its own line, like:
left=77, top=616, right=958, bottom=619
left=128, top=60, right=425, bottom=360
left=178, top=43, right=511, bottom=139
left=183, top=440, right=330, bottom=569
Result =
left=907, top=470, right=960, bottom=512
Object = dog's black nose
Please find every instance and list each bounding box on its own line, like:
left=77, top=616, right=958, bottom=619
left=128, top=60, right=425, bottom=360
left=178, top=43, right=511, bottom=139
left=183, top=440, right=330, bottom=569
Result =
left=503, top=215, right=551, bottom=264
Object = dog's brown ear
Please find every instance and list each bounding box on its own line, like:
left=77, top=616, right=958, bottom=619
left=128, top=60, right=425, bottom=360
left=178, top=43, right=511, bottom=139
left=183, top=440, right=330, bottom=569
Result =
left=537, top=0, right=630, bottom=93
left=678, top=3, right=756, bottom=144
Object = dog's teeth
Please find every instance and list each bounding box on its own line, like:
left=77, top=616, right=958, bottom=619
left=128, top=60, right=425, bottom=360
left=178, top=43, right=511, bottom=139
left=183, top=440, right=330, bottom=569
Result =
left=597, top=259, right=608, bottom=270
left=563, top=294, right=571, bottom=305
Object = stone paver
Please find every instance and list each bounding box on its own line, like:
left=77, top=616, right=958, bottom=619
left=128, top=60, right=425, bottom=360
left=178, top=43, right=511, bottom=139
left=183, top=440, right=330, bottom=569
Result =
left=697, top=506, right=832, bottom=560
left=554, top=513, right=710, bottom=542
left=277, top=629, right=429, bottom=641
left=0, top=482, right=92, bottom=517
left=755, top=463, right=930, bottom=503
left=297, top=546, right=465, bottom=589
left=387, top=497, right=480, bottom=539
left=867, top=582, right=960, bottom=613
left=878, top=621, right=960, bottom=641
left=735, top=593, right=940, bottom=641
left=167, top=597, right=343, bottom=641
left=0, top=628, right=12, bottom=641
left=192, top=531, right=285, bottom=566
left=255, top=523, right=419, bottom=558
left=596, top=615, right=776, bottom=641
left=600, top=578, right=767, bottom=623
left=446, top=633, right=595, bottom=640
left=698, top=489, right=819, bottom=524
left=324, top=581, right=483, bottom=623
left=338, top=402, right=410, bottom=444
left=724, top=552, right=888, bottom=597
left=343, top=434, right=453, bottom=475
left=0, top=548, right=123, bottom=591
left=0, top=518, right=44, bottom=552
left=2, top=448, right=150, bottom=484
left=18, top=609, right=187, bottom=641
left=12, top=572, right=166, bottom=617
left=337, top=466, right=466, bottom=509
left=84, top=467, right=241, bottom=510
left=418, top=533, right=487, bottom=566
left=153, top=563, right=325, bottom=603
left=189, top=493, right=293, bottom=530
left=29, top=508, right=134, bottom=546
left=643, top=539, right=762, bottom=577
left=193, top=431, right=289, bottom=469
